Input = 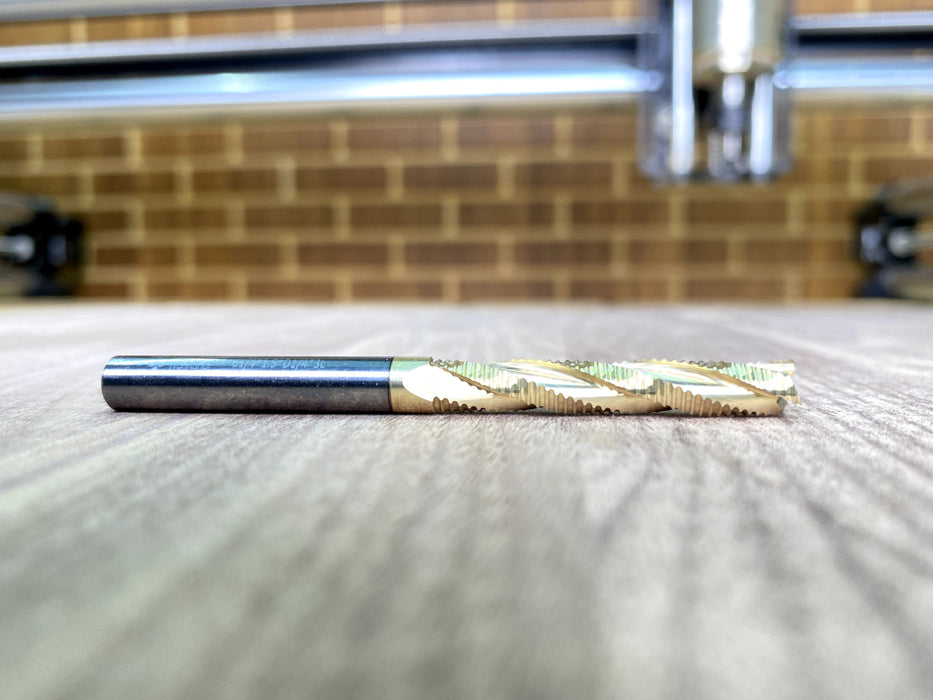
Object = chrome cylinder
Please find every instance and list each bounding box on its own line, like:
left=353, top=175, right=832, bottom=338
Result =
left=102, top=356, right=393, bottom=412
left=638, top=0, right=792, bottom=182
left=692, top=0, right=786, bottom=84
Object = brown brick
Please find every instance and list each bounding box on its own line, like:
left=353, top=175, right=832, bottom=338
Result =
left=782, top=157, right=849, bottom=186
left=681, top=240, right=728, bottom=263
left=0, top=20, right=70, bottom=47
left=144, top=206, right=227, bottom=230
left=148, top=281, right=231, bottom=300
left=192, top=168, right=277, bottom=193
left=514, top=241, right=610, bottom=265
left=348, top=122, right=441, bottom=153
left=863, top=157, right=933, bottom=185
left=570, top=279, right=670, bottom=301
left=195, top=245, right=280, bottom=267
left=515, top=161, right=612, bottom=191
left=0, top=174, right=78, bottom=196
left=96, top=246, right=177, bottom=267
left=351, top=280, right=444, bottom=300
left=404, top=164, right=497, bottom=192
left=803, top=274, right=861, bottom=299
left=571, top=199, right=669, bottom=226
left=460, top=118, right=554, bottom=150
left=804, top=198, right=857, bottom=223
left=43, top=136, right=124, bottom=161
left=74, top=209, right=128, bottom=232
left=744, top=240, right=808, bottom=264
left=803, top=114, right=911, bottom=149
left=140, top=247, right=179, bottom=267
left=515, top=0, right=615, bottom=19
left=0, top=139, right=29, bottom=162
left=298, top=243, right=388, bottom=266
left=93, top=247, right=136, bottom=266
left=350, top=203, right=441, bottom=229
left=95, top=171, right=175, bottom=196
left=292, top=4, right=384, bottom=30
left=685, top=198, right=786, bottom=226
left=86, top=14, right=172, bottom=41
left=79, top=282, right=130, bottom=298
left=296, top=165, right=386, bottom=193
left=405, top=242, right=498, bottom=266
left=460, top=202, right=553, bottom=228
left=187, top=9, right=277, bottom=35
left=628, top=240, right=727, bottom=264
left=460, top=279, right=555, bottom=301
left=242, top=125, right=330, bottom=154
left=402, top=0, right=497, bottom=24
left=807, top=239, right=850, bottom=264
left=246, top=280, right=336, bottom=300
left=685, top=278, right=786, bottom=300
left=141, top=128, right=225, bottom=157
left=244, top=205, right=332, bottom=229
left=626, top=163, right=661, bottom=192
left=796, top=0, right=857, bottom=11
left=572, top=113, right=637, bottom=149
left=866, top=0, right=930, bottom=13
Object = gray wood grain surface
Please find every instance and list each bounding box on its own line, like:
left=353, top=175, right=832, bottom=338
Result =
left=2, top=302, right=932, bottom=700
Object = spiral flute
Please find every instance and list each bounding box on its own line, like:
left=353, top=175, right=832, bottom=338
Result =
left=391, top=358, right=798, bottom=416
left=103, top=356, right=799, bottom=416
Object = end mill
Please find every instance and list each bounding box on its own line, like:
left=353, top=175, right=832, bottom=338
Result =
left=102, top=356, right=799, bottom=416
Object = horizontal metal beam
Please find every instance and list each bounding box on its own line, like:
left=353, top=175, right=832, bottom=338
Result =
left=2, top=0, right=933, bottom=34
left=0, top=9, right=929, bottom=78
left=0, top=11, right=929, bottom=124
left=0, top=19, right=643, bottom=74
left=0, top=10, right=928, bottom=77
left=0, top=54, right=930, bottom=126
left=779, top=57, right=933, bottom=101
left=791, top=11, right=933, bottom=34
left=0, top=54, right=646, bottom=125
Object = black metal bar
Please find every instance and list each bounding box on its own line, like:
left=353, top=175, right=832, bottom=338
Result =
left=102, top=356, right=394, bottom=412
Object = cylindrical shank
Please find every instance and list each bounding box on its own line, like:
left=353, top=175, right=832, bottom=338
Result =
left=102, top=356, right=393, bottom=412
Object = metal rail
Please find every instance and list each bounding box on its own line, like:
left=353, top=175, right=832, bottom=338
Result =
left=0, top=55, right=929, bottom=125
left=790, top=11, right=933, bottom=34
left=0, top=19, right=643, bottom=73
left=0, top=12, right=929, bottom=123
left=2, top=0, right=933, bottom=33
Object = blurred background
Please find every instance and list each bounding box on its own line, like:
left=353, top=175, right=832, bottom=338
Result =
left=0, top=0, right=931, bottom=303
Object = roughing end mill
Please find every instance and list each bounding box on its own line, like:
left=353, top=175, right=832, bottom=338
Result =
left=102, top=356, right=799, bottom=416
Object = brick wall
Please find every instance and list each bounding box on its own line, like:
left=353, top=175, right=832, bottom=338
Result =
left=0, top=0, right=930, bottom=302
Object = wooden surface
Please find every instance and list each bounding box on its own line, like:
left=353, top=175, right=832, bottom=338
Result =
left=2, top=302, right=932, bottom=700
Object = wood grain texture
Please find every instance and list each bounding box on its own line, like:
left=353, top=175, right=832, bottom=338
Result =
left=1, top=302, right=932, bottom=700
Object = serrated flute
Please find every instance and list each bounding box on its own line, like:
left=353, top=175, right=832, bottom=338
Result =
left=102, top=356, right=799, bottom=416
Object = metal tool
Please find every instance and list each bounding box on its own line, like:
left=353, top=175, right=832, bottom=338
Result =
left=102, top=356, right=799, bottom=416
left=0, top=192, right=82, bottom=296
left=640, top=0, right=792, bottom=181
left=857, top=176, right=933, bottom=301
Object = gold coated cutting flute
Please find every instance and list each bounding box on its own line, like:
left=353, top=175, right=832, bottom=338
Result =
left=102, top=356, right=799, bottom=416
